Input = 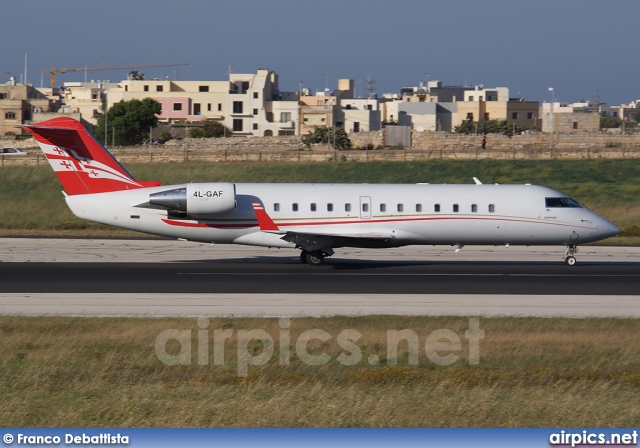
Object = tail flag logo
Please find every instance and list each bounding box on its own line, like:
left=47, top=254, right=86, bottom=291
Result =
left=43, top=143, right=141, bottom=187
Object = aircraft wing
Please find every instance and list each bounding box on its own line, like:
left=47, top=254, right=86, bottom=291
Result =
left=280, top=231, right=392, bottom=252
left=251, top=201, right=393, bottom=251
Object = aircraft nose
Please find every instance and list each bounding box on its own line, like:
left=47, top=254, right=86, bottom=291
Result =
left=605, top=223, right=620, bottom=238
left=598, top=219, right=620, bottom=239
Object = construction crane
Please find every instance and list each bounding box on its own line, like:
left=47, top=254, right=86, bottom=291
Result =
left=40, top=60, right=189, bottom=88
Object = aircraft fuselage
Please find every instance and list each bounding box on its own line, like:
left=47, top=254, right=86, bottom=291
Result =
left=66, top=182, right=618, bottom=248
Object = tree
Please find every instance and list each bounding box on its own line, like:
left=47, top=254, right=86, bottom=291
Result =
left=600, top=115, right=622, bottom=129
left=189, top=120, right=232, bottom=138
left=455, top=119, right=526, bottom=137
left=94, top=98, right=161, bottom=146
left=302, top=125, right=351, bottom=150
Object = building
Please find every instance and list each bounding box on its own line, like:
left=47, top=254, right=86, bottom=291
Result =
left=506, top=98, right=540, bottom=128
left=60, top=81, right=120, bottom=125
left=383, top=81, right=538, bottom=132
left=541, top=102, right=600, bottom=133
left=615, top=100, right=639, bottom=121
left=228, top=69, right=299, bottom=136
left=540, top=102, right=598, bottom=133
left=0, top=79, right=51, bottom=136
left=456, top=86, right=508, bottom=123
left=456, top=87, right=538, bottom=129
left=427, top=80, right=475, bottom=103
left=339, top=97, right=381, bottom=133
left=299, top=79, right=355, bottom=136
left=108, top=76, right=229, bottom=123
left=108, top=68, right=300, bottom=136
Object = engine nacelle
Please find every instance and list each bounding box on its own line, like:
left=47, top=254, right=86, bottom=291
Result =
left=150, top=183, right=236, bottom=215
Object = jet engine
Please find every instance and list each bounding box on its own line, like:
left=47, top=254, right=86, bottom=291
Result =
left=149, top=183, right=236, bottom=215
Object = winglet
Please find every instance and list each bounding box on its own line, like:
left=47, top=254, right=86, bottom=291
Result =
left=252, top=201, right=281, bottom=232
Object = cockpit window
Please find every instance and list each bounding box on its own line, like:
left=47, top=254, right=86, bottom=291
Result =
left=545, top=197, right=582, bottom=208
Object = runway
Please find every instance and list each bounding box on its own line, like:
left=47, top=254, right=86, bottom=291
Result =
left=1, top=238, right=638, bottom=318
left=1, top=260, right=640, bottom=295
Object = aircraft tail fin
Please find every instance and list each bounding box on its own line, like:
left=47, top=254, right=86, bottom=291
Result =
left=23, top=117, right=160, bottom=195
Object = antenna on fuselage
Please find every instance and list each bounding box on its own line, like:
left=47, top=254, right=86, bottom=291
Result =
left=473, top=177, right=483, bottom=185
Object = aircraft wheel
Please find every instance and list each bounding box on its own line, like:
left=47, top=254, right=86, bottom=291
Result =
left=305, top=251, right=325, bottom=266
left=300, top=251, right=309, bottom=264
left=565, top=256, right=576, bottom=266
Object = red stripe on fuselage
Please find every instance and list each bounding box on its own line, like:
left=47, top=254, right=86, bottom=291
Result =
left=161, top=219, right=257, bottom=228
left=161, top=215, right=592, bottom=230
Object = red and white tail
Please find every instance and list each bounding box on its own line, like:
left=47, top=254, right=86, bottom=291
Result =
left=24, top=117, right=159, bottom=195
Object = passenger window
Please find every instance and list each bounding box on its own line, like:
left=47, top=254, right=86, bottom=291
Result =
left=488, top=204, right=495, bottom=213
left=416, top=204, right=422, bottom=213
left=453, top=204, right=459, bottom=212
left=471, top=204, right=478, bottom=213
left=434, top=204, right=440, bottom=212
left=274, top=203, right=280, bottom=212
left=380, top=204, right=386, bottom=212
left=362, top=203, right=369, bottom=212
left=292, top=203, right=298, bottom=212
left=327, top=203, right=333, bottom=212
left=310, top=203, right=317, bottom=212
left=345, top=203, right=351, bottom=212
left=397, top=204, right=404, bottom=212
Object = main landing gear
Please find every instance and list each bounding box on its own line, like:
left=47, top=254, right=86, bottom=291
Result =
left=300, top=250, right=327, bottom=266
left=564, top=244, right=578, bottom=266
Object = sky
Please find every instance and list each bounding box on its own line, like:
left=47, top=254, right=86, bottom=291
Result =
left=3, top=0, right=639, bottom=105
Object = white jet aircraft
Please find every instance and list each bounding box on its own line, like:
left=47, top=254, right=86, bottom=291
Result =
left=24, top=117, right=619, bottom=266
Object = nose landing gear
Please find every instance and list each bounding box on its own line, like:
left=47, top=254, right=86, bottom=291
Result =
left=564, top=244, right=578, bottom=266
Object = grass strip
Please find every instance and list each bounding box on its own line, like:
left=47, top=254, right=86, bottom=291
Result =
left=1, top=315, right=638, bottom=427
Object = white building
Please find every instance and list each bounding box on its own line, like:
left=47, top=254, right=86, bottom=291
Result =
left=339, top=98, right=381, bottom=133
left=62, top=81, right=120, bottom=125
left=228, top=69, right=299, bottom=136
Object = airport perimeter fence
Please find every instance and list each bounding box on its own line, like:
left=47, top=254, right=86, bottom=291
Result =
left=3, top=145, right=640, bottom=167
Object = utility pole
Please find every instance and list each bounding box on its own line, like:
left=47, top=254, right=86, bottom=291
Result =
left=365, top=74, right=376, bottom=98
left=24, top=51, right=28, bottom=85
left=105, top=113, right=108, bottom=148
left=548, top=88, right=555, bottom=153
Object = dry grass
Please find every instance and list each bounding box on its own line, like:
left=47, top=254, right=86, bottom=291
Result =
left=1, top=316, right=639, bottom=427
